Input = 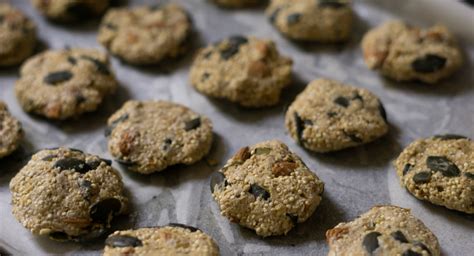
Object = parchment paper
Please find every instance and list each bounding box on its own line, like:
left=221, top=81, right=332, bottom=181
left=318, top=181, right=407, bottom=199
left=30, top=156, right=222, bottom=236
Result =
left=1, top=0, right=473, bottom=255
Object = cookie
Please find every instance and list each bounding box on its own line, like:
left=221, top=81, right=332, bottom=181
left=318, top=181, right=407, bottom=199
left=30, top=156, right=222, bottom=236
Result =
left=266, top=0, right=353, bottom=42
left=326, top=205, right=440, bottom=256
left=31, top=0, right=109, bottom=21
left=0, top=102, right=24, bottom=158
left=0, top=3, right=36, bottom=66
left=9, top=147, right=128, bottom=241
left=15, top=48, right=117, bottom=120
left=394, top=135, right=473, bottom=214
left=285, top=79, right=388, bottom=153
left=361, top=20, right=463, bottom=84
left=211, top=0, right=262, bottom=8
left=104, top=224, right=219, bottom=256
left=98, top=3, right=191, bottom=65
left=211, top=140, right=324, bottom=237
left=189, top=35, right=293, bottom=108
left=106, top=100, right=213, bottom=174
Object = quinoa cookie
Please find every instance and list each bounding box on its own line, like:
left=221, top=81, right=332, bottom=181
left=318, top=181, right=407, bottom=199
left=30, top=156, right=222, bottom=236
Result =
left=211, top=0, right=262, bottom=8
left=104, top=224, right=219, bottom=256
left=9, top=147, right=128, bottom=241
left=189, top=35, right=293, bottom=108
left=285, top=79, right=388, bottom=153
left=326, top=205, right=440, bottom=256
left=211, top=140, right=324, bottom=237
left=106, top=100, right=213, bottom=174
left=394, top=135, right=473, bottom=214
left=0, top=102, right=24, bottom=158
left=31, top=0, right=109, bottom=21
left=361, top=20, right=463, bottom=84
left=15, top=48, right=117, bottom=120
left=0, top=3, right=36, bottom=67
left=98, top=3, right=192, bottom=65
left=266, top=0, right=353, bottom=42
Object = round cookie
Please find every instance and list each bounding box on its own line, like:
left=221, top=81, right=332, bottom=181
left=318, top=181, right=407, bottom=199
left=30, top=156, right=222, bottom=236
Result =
left=266, top=0, right=353, bottom=42
left=189, top=35, right=293, bottom=108
left=9, top=147, right=128, bottom=241
left=326, top=205, right=440, bottom=256
left=15, top=48, right=117, bottom=120
left=98, top=3, right=191, bottom=65
left=361, top=20, right=463, bottom=84
left=0, top=3, right=36, bottom=66
left=104, top=224, right=219, bottom=256
left=0, top=102, right=24, bottom=158
left=285, top=79, right=389, bottom=153
left=106, top=100, right=213, bottom=174
left=210, top=140, right=324, bottom=237
left=394, top=135, right=473, bottom=214
left=31, top=0, right=109, bottom=21
left=211, top=0, right=262, bottom=8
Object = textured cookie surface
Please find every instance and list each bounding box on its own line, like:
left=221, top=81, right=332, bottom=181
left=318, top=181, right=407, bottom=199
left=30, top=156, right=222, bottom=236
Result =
left=266, top=0, right=353, bottom=42
left=98, top=3, right=191, bottom=65
left=211, top=140, right=324, bottom=237
left=285, top=79, right=388, bottom=152
left=104, top=224, right=219, bottom=256
left=15, top=48, right=117, bottom=120
left=190, top=35, right=293, bottom=107
left=31, top=0, right=109, bottom=21
left=394, top=135, right=473, bottom=214
left=212, top=0, right=262, bottom=8
left=9, top=147, right=128, bottom=241
left=326, top=205, right=440, bottom=256
left=361, top=20, right=462, bottom=84
left=106, top=100, right=213, bottom=174
left=0, top=3, right=36, bottom=66
left=0, top=102, right=23, bottom=158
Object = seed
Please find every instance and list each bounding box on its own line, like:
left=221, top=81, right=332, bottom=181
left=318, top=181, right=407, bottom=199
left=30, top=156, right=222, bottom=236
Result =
left=391, top=230, right=409, bottom=243
left=334, top=96, right=350, bottom=108
left=234, top=146, right=251, bottom=163
left=413, top=242, right=431, bottom=255
left=49, top=231, right=69, bottom=241
left=254, top=147, right=272, bottom=155
left=67, top=56, right=77, bottom=65
left=412, top=54, right=446, bottom=73
left=105, top=235, right=143, bottom=248
left=210, top=172, right=226, bottom=193
left=287, top=13, right=301, bottom=25
left=80, top=56, right=110, bottom=75
left=220, top=36, right=248, bottom=60
left=433, top=134, right=468, bottom=140
left=269, top=7, right=282, bottom=23
left=378, top=100, right=388, bottom=123
left=465, top=173, right=474, bottom=179
left=54, top=158, right=93, bottom=173
left=286, top=213, right=298, bottom=226
left=105, top=113, right=129, bottom=136
left=362, top=231, right=381, bottom=254
left=42, top=154, right=57, bottom=161
left=319, top=0, right=347, bottom=8
left=167, top=223, right=199, bottom=232
left=344, top=132, right=363, bottom=143
left=87, top=158, right=111, bottom=169
left=272, top=161, right=298, bottom=177
left=294, top=112, right=304, bottom=144
left=44, top=70, right=73, bottom=85
left=403, top=164, right=413, bottom=176
left=413, top=171, right=432, bottom=184
left=249, top=184, right=270, bottom=200
left=426, top=156, right=460, bottom=177
left=90, top=198, right=122, bottom=223
left=402, top=250, right=421, bottom=256
left=184, top=117, right=201, bottom=131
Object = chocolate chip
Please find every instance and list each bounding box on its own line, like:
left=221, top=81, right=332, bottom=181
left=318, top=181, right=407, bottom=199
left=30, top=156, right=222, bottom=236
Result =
left=90, top=198, right=121, bottom=223
left=67, top=56, right=77, bottom=65
left=210, top=172, right=226, bottom=193
left=413, top=171, right=432, bottom=184
left=334, top=96, right=350, bottom=108
left=163, top=138, right=173, bottom=151
left=249, top=184, right=270, bottom=200
left=167, top=223, right=199, bottom=232
left=54, top=158, right=93, bottom=173
left=426, top=156, right=460, bottom=177
left=294, top=112, right=304, bottom=144
left=80, top=56, right=110, bottom=75
left=105, top=235, right=143, bottom=248
left=287, top=13, right=301, bottom=25
left=391, top=230, right=409, bottom=243
left=184, top=117, right=201, bottom=131
left=87, top=158, right=111, bottom=169
left=412, top=54, right=446, bottom=73
left=403, top=164, right=413, bottom=176
left=465, top=172, right=474, bottom=179
left=402, top=250, right=422, bottom=256
left=220, top=36, right=248, bottom=60
left=286, top=213, right=298, bottom=226
left=378, top=100, right=388, bottom=123
left=319, top=0, right=347, bottom=8
left=362, top=231, right=381, bottom=254
left=105, top=114, right=129, bottom=136
left=49, top=231, right=69, bottom=241
left=269, top=7, right=282, bottom=23
left=44, top=71, right=73, bottom=85
left=433, top=134, right=468, bottom=140
left=254, top=147, right=272, bottom=155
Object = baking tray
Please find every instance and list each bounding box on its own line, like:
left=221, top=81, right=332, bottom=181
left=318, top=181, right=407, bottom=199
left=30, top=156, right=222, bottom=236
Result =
left=1, top=0, right=473, bottom=255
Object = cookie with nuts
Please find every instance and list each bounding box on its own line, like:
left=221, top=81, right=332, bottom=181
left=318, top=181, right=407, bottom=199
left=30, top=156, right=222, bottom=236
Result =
left=31, top=0, right=109, bottom=21
left=0, top=101, right=24, bottom=158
